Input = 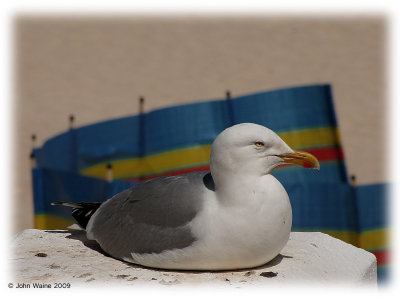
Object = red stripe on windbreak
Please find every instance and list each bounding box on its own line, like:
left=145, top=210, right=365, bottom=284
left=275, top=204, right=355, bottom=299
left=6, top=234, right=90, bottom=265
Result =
left=125, top=165, right=210, bottom=182
left=124, top=146, right=344, bottom=181
left=372, top=249, right=390, bottom=265
left=308, top=147, right=345, bottom=161
left=143, top=165, right=211, bottom=180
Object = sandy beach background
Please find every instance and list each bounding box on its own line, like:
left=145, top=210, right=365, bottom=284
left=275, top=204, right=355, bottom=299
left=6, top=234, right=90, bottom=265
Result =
left=12, top=15, right=387, bottom=235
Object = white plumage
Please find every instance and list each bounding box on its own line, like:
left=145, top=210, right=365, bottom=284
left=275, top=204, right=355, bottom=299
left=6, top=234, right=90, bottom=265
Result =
left=59, top=123, right=320, bottom=270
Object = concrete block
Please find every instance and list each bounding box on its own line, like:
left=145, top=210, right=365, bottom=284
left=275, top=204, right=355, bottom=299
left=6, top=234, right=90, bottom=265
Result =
left=9, top=229, right=377, bottom=288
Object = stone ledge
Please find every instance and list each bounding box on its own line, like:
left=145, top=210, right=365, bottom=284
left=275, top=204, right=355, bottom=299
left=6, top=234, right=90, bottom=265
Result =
left=9, top=229, right=377, bottom=287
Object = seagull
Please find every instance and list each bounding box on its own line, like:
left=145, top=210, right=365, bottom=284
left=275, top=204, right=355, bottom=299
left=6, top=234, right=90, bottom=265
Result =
left=52, top=123, right=319, bottom=270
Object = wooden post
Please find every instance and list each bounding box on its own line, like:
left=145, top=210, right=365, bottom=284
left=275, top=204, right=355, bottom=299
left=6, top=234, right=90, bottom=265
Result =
left=350, top=174, right=357, bottom=187
left=30, top=150, right=36, bottom=169
left=139, top=97, right=145, bottom=115
left=226, top=90, right=235, bottom=125
left=106, top=163, right=113, bottom=182
left=69, top=114, right=75, bottom=129
left=226, top=90, right=231, bottom=100
left=30, top=134, right=36, bottom=168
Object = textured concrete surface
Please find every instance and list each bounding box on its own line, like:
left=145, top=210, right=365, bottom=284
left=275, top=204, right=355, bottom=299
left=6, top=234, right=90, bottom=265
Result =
left=9, top=230, right=377, bottom=287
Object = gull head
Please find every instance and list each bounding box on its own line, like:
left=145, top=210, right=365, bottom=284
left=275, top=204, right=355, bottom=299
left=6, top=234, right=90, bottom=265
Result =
left=210, top=123, right=319, bottom=180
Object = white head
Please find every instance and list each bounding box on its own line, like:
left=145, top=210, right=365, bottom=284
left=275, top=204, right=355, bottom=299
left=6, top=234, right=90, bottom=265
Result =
left=210, top=123, right=319, bottom=187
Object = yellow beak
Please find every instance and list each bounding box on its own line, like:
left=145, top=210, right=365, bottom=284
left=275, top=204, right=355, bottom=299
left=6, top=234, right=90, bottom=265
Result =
left=278, top=150, right=320, bottom=170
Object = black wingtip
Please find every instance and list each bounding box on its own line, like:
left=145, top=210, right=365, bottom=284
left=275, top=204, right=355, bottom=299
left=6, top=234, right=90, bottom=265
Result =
left=50, top=202, right=83, bottom=208
left=72, top=205, right=101, bottom=229
left=50, top=202, right=102, bottom=229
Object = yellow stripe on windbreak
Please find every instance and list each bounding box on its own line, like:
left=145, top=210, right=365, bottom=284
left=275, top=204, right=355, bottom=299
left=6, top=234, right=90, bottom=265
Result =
left=359, top=228, right=390, bottom=251
left=80, top=127, right=339, bottom=180
left=81, top=144, right=212, bottom=180
left=321, top=230, right=360, bottom=247
left=296, top=230, right=360, bottom=247
left=34, top=214, right=75, bottom=230
left=296, top=228, right=390, bottom=250
left=279, top=127, right=340, bottom=150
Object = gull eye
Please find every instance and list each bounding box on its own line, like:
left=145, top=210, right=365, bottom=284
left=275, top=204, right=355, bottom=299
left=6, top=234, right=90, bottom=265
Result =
left=254, top=141, right=264, bottom=147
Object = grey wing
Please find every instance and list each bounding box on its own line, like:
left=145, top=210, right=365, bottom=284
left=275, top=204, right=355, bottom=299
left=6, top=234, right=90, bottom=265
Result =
left=86, top=171, right=212, bottom=260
